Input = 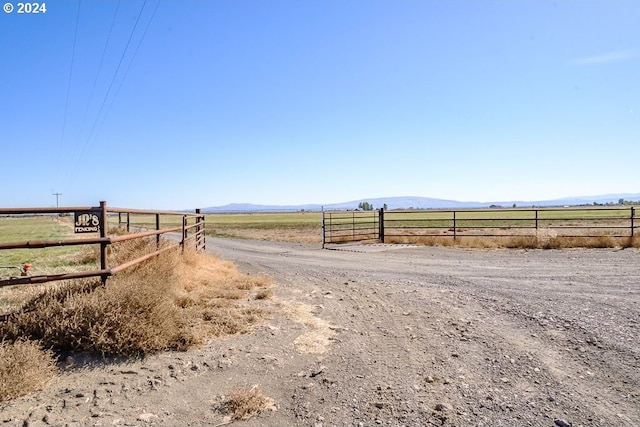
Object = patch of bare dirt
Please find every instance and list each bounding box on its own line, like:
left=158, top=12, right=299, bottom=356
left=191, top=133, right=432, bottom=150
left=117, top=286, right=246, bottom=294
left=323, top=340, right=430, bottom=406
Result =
left=1, top=238, right=638, bottom=427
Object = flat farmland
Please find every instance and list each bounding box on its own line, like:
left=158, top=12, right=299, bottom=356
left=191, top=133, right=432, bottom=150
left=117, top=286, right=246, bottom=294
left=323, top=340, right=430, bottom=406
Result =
left=205, top=211, right=323, bottom=243
left=111, top=207, right=638, bottom=245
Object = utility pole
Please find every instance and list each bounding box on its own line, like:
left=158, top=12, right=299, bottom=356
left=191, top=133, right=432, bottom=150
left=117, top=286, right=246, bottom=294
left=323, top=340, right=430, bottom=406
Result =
left=52, top=192, right=62, bottom=207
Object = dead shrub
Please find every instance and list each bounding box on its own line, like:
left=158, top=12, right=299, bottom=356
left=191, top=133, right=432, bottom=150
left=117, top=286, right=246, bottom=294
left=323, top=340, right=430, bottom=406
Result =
left=201, top=307, right=266, bottom=337
left=1, top=254, right=193, bottom=356
left=455, top=237, right=499, bottom=249
left=501, top=236, right=538, bottom=249
left=202, top=308, right=247, bottom=336
left=0, top=339, right=56, bottom=402
left=1, top=242, right=272, bottom=358
left=545, top=235, right=620, bottom=249
left=255, top=289, right=273, bottom=300
left=386, top=235, right=456, bottom=247
left=222, top=385, right=274, bottom=421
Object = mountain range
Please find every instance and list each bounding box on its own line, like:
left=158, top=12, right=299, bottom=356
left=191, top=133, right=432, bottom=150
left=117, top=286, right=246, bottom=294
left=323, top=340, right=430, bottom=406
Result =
left=201, top=193, right=640, bottom=213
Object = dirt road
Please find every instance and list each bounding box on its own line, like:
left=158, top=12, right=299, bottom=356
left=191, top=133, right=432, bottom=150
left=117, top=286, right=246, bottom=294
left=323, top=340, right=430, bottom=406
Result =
left=2, top=238, right=639, bottom=426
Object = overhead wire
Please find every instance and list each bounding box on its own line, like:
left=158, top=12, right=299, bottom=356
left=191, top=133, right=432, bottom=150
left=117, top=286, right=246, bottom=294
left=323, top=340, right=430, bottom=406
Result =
left=54, top=0, right=82, bottom=190
left=67, top=0, right=151, bottom=181
left=62, top=0, right=122, bottom=186
left=96, top=0, right=162, bottom=143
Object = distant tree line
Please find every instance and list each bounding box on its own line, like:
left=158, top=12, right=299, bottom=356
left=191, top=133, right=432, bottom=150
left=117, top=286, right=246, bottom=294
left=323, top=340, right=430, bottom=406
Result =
left=356, top=202, right=390, bottom=210
left=358, top=201, right=374, bottom=211
left=617, top=199, right=639, bottom=206
left=354, top=200, right=638, bottom=211
left=589, top=199, right=640, bottom=207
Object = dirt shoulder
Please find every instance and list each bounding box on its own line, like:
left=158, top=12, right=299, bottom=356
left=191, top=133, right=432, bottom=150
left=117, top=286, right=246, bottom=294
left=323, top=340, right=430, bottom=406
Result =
left=2, top=239, right=639, bottom=427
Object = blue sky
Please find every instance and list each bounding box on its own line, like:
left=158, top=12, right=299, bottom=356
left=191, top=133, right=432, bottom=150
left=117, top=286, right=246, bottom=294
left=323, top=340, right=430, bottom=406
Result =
left=1, top=0, right=638, bottom=210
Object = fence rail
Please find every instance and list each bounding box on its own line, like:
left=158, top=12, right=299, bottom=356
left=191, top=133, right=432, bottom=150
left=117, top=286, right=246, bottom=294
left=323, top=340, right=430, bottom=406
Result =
left=0, top=201, right=205, bottom=290
left=323, top=206, right=638, bottom=246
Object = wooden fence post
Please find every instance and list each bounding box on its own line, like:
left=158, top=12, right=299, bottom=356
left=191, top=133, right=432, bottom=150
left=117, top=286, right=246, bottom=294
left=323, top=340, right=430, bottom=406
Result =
left=99, top=201, right=109, bottom=286
left=631, top=207, right=635, bottom=238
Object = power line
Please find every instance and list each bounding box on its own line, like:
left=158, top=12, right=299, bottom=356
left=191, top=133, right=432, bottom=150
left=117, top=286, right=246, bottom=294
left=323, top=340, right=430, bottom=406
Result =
left=96, top=0, right=162, bottom=143
left=64, top=0, right=122, bottom=185
left=70, top=0, right=150, bottom=178
left=55, top=0, right=82, bottom=189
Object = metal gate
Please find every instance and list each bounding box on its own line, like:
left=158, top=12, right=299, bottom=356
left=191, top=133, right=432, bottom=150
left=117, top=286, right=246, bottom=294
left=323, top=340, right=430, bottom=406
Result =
left=322, top=209, right=382, bottom=247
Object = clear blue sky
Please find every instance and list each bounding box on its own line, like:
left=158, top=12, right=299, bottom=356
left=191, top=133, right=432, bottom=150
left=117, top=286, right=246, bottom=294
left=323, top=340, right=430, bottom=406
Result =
left=1, top=0, right=638, bottom=209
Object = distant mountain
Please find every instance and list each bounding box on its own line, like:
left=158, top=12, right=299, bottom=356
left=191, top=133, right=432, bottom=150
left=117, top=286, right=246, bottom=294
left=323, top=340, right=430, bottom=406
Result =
left=201, top=193, right=640, bottom=213
left=202, top=203, right=323, bottom=213
left=322, top=197, right=486, bottom=210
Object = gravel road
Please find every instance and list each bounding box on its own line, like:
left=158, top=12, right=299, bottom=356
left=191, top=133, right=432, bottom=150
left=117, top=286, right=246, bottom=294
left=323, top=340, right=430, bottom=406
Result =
left=206, top=238, right=640, bottom=427
left=2, top=238, right=638, bottom=427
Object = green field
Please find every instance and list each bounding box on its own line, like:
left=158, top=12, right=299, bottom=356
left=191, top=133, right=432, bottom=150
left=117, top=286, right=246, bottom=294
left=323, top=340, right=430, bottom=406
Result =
left=0, top=216, right=99, bottom=312
left=0, top=216, right=94, bottom=273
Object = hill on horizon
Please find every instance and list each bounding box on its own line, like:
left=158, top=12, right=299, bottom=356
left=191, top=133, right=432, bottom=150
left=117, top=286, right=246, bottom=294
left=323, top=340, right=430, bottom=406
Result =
left=201, top=193, right=640, bottom=213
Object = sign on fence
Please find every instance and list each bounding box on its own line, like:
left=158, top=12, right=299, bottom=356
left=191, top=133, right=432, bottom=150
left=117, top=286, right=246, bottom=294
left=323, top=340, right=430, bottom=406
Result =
left=74, top=211, right=101, bottom=233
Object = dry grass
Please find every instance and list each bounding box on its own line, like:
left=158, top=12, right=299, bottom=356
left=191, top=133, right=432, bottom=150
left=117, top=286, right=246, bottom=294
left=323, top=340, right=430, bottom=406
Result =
left=1, top=250, right=192, bottom=356
left=0, top=238, right=273, bottom=401
left=385, top=232, right=638, bottom=249
left=220, top=385, right=275, bottom=421
left=2, top=246, right=272, bottom=356
left=548, top=234, right=638, bottom=249
left=0, top=339, right=56, bottom=402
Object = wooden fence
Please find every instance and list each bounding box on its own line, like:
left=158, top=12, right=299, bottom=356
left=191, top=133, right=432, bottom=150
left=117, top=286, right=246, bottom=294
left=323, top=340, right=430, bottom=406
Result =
left=0, top=201, right=205, bottom=289
left=323, top=206, right=638, bottom=246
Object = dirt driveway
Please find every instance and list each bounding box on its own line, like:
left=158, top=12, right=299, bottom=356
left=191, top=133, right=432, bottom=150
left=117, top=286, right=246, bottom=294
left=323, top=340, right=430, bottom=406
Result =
left=2, top=239, right=639, bottom=427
